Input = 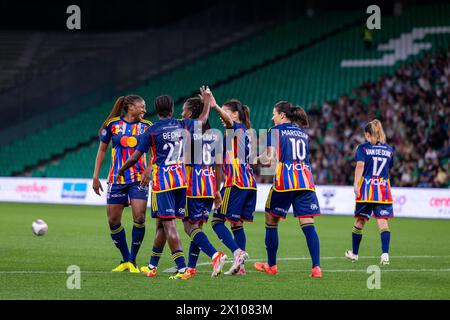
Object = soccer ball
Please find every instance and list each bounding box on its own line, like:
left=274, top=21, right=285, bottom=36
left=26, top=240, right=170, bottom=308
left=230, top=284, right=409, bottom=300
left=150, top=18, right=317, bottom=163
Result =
left=32, top=219, right=48, bottom=236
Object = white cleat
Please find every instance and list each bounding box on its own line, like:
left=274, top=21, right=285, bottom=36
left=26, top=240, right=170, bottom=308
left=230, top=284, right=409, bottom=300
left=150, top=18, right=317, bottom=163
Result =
left=345, top=250, right=359, bottom=263
left=380, top=253, right=390, bottom=265
left=224, top=249, right=249, bottom=275
left=211, top=252, right=227, bottom=278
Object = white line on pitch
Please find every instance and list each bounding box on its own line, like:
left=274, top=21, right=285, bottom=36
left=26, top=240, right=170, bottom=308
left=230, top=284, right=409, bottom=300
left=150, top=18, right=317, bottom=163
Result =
left=194, top=268, right=450, bottom=273
left=0, top=255, right=448, bottom=274
left=162, top=255, right=450, bottom=273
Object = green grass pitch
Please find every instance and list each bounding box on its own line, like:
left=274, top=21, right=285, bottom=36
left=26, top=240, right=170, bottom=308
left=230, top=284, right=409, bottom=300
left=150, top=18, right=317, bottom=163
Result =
left=0, top=202, right=449, bottom=300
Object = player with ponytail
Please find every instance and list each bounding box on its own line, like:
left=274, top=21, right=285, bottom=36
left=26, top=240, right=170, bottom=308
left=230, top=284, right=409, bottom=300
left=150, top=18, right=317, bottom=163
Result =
left=204, top=90, right=257, bottom=276
left=345, top=119, right=394, bottom=265
left=93, top=95, right=152, bottom=273
left=254, top=101, right=322, bottom=277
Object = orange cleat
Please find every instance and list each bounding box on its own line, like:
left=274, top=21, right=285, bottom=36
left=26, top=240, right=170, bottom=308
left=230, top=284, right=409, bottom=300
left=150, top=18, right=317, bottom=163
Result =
left=140, top=265, right=157, bottom=277
left=186, top=267, right=197, bottom=277
left=254, top=262, right=278, bottom=275
left=310, top=266, right=322, bottom=278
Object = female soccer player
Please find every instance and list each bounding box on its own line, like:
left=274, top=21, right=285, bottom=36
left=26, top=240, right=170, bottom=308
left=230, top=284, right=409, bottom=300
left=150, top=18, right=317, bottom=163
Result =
left=345, top=119, right=394, bottom=265
left=92, top=95, right=152, bottom=273
left=118, top=91, right=210, bottom=279
left=180, top=94, right=227, bottom=278
left=208, top=90, right=257, bottom=276
left=254, top=101, right=322, bottom=278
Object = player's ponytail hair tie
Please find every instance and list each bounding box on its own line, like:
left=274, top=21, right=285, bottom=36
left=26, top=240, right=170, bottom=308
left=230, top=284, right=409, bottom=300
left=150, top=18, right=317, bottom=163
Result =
left=365, top=119, right=386, bottom=145
left=224, top=99, right=252, bottom=129
left=274, top=101, right=309, bottom=128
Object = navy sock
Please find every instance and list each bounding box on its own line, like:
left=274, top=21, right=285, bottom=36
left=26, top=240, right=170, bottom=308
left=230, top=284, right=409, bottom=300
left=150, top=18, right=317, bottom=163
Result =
left=129, top=222, right=145, bottom=262
left=110, top=223, right=130, bottom=262
left=301, top=224, right=320, bottom=268
left=352, top=225, right=363, bottom=255
left=188, top=241, right=201, bottom=268
left=232, top=226, right=246, bottom=251
left=191, top=228, right=217, bottom=259
left=265, top=224, right=279, bottom=267
left=149, top=246, right=163, bottom=267
left=171, top=250, right=187, bottom=271
left=380, top=229, right=391, bottom=254
left=212, top=220, right=239, bottom=253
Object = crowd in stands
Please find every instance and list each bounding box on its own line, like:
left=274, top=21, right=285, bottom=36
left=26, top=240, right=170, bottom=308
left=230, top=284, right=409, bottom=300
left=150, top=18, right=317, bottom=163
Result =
left=255, top=48, right=450, bottom=188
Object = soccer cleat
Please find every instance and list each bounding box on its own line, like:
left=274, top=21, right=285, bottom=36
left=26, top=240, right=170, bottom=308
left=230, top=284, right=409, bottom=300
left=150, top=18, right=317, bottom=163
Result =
left=211, top=252, right=227, bottom=278
left=169, top=269, right=192, bottom=280
left=186, top=268, right=197, bottom=277
left=254, top=262, right=278, bottom=275
left=225, top=249, right=249, bottom=275
left=310, top=266, right=322, bottom=278
left=380, top=253, right=390, bottom=265
left=140, top=265, right=157, bottom=277
left=236, top=265, right=246, bottom=276
left=345, top=250, right=359, bottom=263
left=111, top=261, right=130, bottom=272
left=128, top=261, right=140, bottom=273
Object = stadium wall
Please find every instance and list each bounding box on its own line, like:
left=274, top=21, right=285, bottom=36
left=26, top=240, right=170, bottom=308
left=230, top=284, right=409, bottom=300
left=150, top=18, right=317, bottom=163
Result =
left=0, top=177, right=449, bottom=219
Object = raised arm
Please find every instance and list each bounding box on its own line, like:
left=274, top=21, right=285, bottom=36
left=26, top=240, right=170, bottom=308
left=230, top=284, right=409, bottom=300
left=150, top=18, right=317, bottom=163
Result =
left=92, top=141, right=108, bottom=195
left=197, top=85, right=212, bottom=125
left=206, top=88, right=233, bottom=128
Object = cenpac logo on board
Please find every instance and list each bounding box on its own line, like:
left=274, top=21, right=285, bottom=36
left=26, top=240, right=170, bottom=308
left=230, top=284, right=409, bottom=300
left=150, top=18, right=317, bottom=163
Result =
left=61, top=182, right=87, bottom=199
left=321, top=189, right=336, bottom=213
left=429, top=197, right=450, bottom=215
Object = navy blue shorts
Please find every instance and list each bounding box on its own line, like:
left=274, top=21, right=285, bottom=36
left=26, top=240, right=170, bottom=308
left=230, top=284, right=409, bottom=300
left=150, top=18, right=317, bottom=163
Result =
left=106, top=182, right=149, bottom=205
left=150, top=188, right=186, bottom=219
left=265, top=187, right=321, bottom=219
left=213, top=186, right=256, bottom=224
left=354, top=202, right=394, bottom=220
left=183, top=198, right=214, bottom=224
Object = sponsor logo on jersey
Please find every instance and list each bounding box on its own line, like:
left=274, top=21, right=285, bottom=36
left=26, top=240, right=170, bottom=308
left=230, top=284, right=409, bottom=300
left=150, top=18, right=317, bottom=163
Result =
left=364, top=178, right=388, bottom=186
left=194, top=168, right=215, bottom=177
left=162, top=164, right=183, bottom=172
left=284, top=162, right=310, bottom=171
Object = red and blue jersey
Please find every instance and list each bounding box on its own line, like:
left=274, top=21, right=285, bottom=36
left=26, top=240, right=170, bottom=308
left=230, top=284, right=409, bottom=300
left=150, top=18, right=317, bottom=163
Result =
left=267, top=123, right=316, bottom=192
left=137, top=118, right=192, bottom=193
left=223, top=122, right=257, bottom=190
left=100, top=116, right=152, bottom=185
left=184, top=120, right=218, bottom=198
left=355, top=142, right=394, bottom=203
